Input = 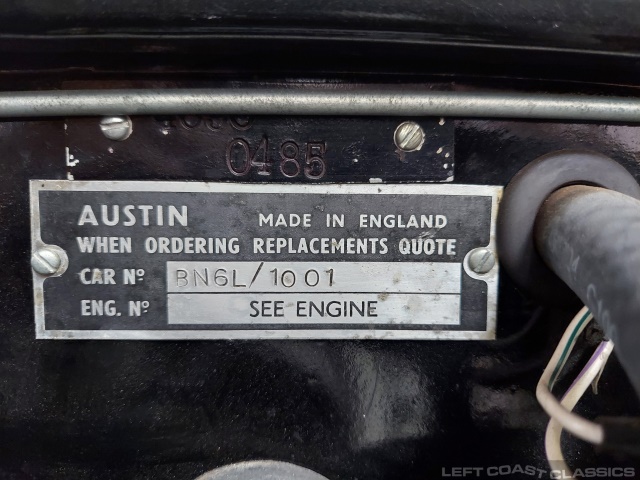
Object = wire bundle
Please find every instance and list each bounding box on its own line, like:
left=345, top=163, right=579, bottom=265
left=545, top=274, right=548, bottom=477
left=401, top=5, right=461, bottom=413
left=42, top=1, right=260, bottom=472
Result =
left=536, top=307, right=614, bottom=479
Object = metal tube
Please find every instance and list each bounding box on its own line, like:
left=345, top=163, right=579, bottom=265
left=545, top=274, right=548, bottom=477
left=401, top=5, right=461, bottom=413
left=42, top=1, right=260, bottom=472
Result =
left=0, top=88, right=639, bottom=121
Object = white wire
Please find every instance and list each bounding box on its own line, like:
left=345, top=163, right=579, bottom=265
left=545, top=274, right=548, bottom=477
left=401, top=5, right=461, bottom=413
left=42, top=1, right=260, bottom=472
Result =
left=544, top=340, right=614, bottom=479
left=536, top=306, right=605, bottom=444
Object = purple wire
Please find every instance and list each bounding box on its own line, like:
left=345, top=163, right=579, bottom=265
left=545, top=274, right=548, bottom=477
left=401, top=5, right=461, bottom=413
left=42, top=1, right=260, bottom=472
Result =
left=560, top=341, right=611, bottom=401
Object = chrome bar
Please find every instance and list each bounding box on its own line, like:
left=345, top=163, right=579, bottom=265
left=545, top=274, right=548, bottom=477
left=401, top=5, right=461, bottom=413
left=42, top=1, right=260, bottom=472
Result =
left=1, top=88, right=639, bottom=121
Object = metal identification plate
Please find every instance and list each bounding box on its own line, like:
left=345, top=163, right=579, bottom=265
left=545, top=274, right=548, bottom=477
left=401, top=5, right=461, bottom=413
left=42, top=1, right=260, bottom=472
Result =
left=31, top=181, right=501, bottom=340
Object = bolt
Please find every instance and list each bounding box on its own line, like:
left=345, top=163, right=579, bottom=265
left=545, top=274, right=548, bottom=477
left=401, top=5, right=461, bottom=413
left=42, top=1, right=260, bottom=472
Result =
left=468, top=247, right=496, bottom=275
left=394, top=121, right=425, bottom=152
left=99, top=116, right=133, bottom=141
left=31, top=247, right=62, bottom=276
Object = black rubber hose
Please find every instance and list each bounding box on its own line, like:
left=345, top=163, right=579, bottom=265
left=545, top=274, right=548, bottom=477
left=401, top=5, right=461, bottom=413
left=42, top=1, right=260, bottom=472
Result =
left=535, top=185, right=640, bottom=396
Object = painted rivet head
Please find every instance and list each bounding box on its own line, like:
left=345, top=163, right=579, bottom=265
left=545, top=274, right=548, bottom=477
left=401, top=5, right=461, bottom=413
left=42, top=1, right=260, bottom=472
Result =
left=467, top=247, right=496, bottom=275
left=394, top=121, right=425, bottom=152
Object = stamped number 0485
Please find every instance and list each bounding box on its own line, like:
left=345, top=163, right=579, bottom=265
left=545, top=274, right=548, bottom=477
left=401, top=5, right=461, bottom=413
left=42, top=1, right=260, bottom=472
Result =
left=226, top=137, right=327, bottom=180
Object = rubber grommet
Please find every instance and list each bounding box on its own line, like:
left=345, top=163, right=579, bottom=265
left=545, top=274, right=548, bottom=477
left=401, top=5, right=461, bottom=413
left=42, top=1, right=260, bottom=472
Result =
left=497, top=150, right=640, bottom=305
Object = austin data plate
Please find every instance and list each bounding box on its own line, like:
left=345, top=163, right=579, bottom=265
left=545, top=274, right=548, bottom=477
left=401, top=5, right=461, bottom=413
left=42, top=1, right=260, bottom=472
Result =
left=31, top=181, right=501, bottom=340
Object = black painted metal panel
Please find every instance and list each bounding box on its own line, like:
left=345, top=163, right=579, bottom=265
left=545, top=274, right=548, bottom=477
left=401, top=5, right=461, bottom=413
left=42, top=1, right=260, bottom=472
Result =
left=0, top=115, right=638, bottom=478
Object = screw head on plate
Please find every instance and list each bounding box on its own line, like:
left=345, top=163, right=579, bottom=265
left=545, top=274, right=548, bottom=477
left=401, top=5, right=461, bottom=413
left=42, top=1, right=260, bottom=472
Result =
left=99, top=115, right=133, bottom=141
left=31, top=247, right=63, bottom=276
left=467, top=247, right=496, bottom=275
left=394, top=121, right=425, bottom=152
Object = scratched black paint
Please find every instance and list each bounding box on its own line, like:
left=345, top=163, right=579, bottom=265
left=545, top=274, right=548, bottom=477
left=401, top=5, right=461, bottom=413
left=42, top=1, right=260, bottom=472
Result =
left=66, top=116, right=454, bottom=183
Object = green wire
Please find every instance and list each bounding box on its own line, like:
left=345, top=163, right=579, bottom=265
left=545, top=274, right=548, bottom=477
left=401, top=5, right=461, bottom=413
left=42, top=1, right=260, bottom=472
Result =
left=548, top=310, right=592, bottom=390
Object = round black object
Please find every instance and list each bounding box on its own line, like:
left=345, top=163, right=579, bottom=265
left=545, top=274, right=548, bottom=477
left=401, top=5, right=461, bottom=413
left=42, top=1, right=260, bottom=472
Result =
left=497, top=150, right=640, bottom=304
